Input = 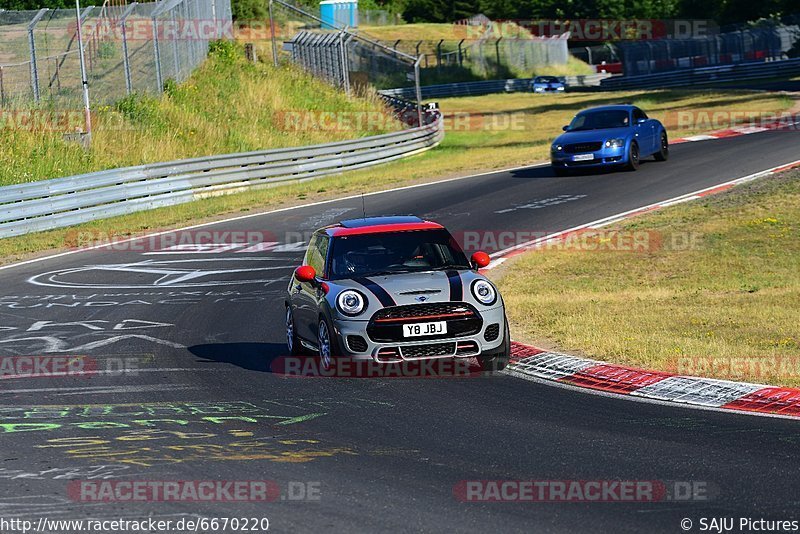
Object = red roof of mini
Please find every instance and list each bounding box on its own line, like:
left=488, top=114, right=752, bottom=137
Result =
left=325, top=217, right=444, bottom=237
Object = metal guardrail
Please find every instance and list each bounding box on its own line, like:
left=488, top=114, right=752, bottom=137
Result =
left=0, top=114, right=443, bottom=238
left=600, top=58, right=800, bottom=90
left=380, top=74, right=611, bottom=100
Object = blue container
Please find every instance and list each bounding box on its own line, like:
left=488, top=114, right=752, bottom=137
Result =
left=320, top=0, right=358, bottom=30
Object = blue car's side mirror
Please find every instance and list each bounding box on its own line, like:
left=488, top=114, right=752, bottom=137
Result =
left=562, top=125, right=569, bottom=131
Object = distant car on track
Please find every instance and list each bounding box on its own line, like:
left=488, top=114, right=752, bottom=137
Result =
left=285, top=216, right=511, bottom=372
left=531, top=75, right=566, bottom=93
left=550, top=104, right=669, bottom=175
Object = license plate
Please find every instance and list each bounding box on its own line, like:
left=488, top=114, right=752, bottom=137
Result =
left=403, top=321, right=447, bottom=338
left=573, top=153, right=594, bottom=161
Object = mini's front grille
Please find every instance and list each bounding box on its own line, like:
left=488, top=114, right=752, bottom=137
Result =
left=373, top=303, right=474, bottom=321
left=347, top=335, right=368, bottom=353
left=367, top=303, right=483, bottom=343
left=400, top=343, right=456, bottom=359
left=484, top=324, right=500, bottom=342
left=564, top=142, right=602, bottom=153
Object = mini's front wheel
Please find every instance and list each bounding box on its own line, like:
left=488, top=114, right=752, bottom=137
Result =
left=317, top=318, right=334, bottom=370
left=479, top=322, right=511, bottom=372
left=286, top=307, right=302, bottom=356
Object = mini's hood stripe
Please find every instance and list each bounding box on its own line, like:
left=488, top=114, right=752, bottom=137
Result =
left=353, top=277, right=396, bottom=307
left=446, top=270, right=463, bottom=302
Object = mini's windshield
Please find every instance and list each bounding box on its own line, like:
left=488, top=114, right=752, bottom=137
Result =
left=329, top=229, right=470, bottom=279
left=567, top=110, right=630, bottom=131
left=535, top=76, right=559, bottom=83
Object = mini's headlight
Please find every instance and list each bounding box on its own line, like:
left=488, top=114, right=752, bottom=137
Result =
left=337, top=290, right=366, bottom=316
left=552, top=144, right=563, bottom=152
left=557, top=86, right=565, bottom=91
left=471, top=279, right=497, bottom=306
left=604, top=138, right=625, bottom=148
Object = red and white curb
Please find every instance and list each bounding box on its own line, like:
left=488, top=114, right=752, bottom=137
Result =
left=508, top=343, right=800, bottom=419
left=483, top=158, right=800, bottom=270
left=671, top=116, right=800, bottom=145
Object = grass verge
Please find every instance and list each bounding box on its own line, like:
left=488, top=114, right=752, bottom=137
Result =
left=0, top=41, right=399, bottom=187
left=496, top=168, right=800, bottom=387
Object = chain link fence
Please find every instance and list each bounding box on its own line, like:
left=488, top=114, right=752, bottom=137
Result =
left=619, top=27, right=788, bottom=76
left=0, top=0, right=232, bottom=111
left=270, top=0, right=424, bottom=125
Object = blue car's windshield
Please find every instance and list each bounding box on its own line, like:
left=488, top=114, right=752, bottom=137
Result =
left=568, top=110, right=630, bottom=131
left=536, top=76, right=559, bottom=83
left=328, top=230, right=470, bottom=279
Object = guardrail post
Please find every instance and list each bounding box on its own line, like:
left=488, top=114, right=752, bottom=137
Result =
left=27, top=8, right=48, bottom=103
left=118, top=2, right=137, bottom=95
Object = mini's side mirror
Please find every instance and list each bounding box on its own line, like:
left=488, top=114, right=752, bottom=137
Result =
left=471, top=252, right=491, bottom=269
left=295, top=265, right=317, bottom=283
left=636, top=118, right=647, bottom=125
left=562, top=125, right=569, bottom=131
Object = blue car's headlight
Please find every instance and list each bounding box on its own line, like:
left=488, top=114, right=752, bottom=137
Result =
left=604, top=138, right=625, bottom=148
left=551, top=143, right=563, bottom=152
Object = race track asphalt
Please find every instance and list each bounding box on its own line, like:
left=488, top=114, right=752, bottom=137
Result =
left=1, top=129, right=799, bottom=533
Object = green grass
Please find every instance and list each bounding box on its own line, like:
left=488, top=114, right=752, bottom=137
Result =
left=496, top=168, right=800, bottom=387
left=0, top=41, right=400, bottom=187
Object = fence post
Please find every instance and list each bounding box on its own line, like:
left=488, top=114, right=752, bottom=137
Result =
left=437, top=39, right=444, bottom=68
left=171, top=6, right=180, bottom=80
left=0, top=66, right=5, bottom=105
left=339, top=28, right=351, bottom=95
left=414, top=56, right=423, bottom=127
left=152, top=10, right=164, bottom=92
left=458, top=38, right=464, bottom=67
left=268, top=0, right=279, bottom=67
left=119, top=2, right=137, bottom=95
left=75, top=0, right=92, bottom=143
left=53, top=57, right=61, bottom=91
left=27, top=8, right=49, bottom=103
left=495, top=37, right=502, bottom=75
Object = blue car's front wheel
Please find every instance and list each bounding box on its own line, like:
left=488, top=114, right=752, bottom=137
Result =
left=654, top=132, right=669, bottom=162
left=626, top=142, right=640, bottom=171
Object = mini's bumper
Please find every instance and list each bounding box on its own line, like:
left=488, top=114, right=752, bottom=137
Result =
left=332, top=305, right=507, bottom=362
